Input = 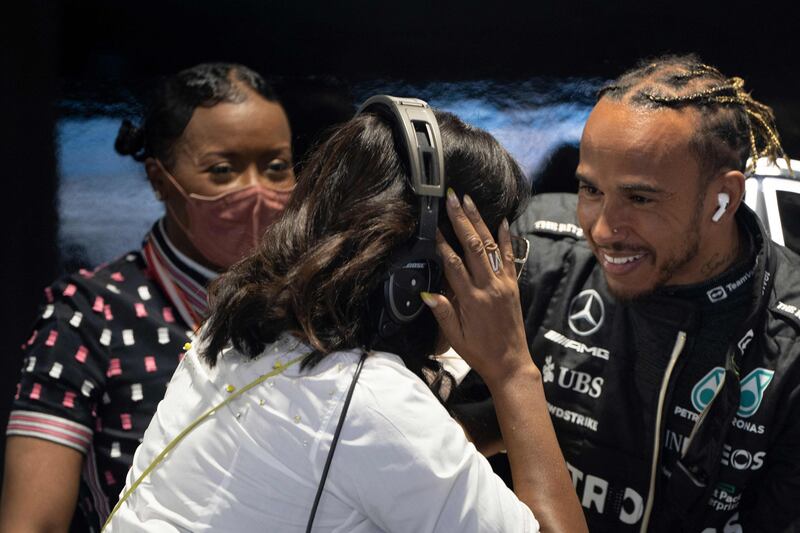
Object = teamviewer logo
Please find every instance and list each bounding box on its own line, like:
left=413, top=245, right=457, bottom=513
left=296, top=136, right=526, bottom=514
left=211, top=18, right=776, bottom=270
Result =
left=707, top=286, right=728, bottom=303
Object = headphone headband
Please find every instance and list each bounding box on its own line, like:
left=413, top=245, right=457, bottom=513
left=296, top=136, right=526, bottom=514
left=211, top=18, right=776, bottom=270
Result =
left=357, top=95, right=445, bottom=200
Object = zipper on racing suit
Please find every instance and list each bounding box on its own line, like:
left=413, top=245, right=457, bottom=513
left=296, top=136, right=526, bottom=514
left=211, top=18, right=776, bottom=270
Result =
left=640, top=330, right=687, bottom=533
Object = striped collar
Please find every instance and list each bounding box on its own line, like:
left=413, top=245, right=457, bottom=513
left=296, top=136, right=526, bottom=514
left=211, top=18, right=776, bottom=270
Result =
left=142, top=219, right=217, bottom=329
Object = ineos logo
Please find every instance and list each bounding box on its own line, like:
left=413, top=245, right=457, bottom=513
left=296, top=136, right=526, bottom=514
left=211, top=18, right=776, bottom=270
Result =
left=721, top=445, right=765, bottom=471
left=568, top=290, right=605, bottom=336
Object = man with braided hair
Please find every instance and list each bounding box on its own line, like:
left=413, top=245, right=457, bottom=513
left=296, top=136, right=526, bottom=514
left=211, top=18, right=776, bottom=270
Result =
left=456, top=55, right=800, bottom=532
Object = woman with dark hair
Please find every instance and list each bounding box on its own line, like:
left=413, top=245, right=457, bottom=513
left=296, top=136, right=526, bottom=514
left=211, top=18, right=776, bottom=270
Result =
left=106, top=106, right=585, bottom=532
left=1, top=63, right=295, bottom=532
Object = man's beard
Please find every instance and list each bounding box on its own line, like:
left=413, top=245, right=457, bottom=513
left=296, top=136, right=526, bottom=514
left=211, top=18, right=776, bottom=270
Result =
left=606, top=201, right=704, bottom=302
left=655, top=227, right=701, bottom=288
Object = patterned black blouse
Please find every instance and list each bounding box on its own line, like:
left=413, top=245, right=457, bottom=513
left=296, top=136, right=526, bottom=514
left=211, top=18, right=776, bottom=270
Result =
left=7, top=220, right=214, bottom=531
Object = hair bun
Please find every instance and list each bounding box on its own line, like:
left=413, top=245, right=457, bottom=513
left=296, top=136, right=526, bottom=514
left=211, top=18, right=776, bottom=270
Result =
left=114, top=119, right=146, bottom=161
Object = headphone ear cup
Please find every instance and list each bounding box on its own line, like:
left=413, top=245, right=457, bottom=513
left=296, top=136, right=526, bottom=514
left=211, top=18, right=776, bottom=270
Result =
left=378, top=254, right=441, bottom=338
left=386, top=263, right=430, bottom=321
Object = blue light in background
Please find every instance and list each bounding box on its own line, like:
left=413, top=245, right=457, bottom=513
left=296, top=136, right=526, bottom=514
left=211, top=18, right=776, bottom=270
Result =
left=57, top=79, right=599, bottom=267
left=353, top=78, right=599, bottom=173
left=57, top=118, right=163, bottom=267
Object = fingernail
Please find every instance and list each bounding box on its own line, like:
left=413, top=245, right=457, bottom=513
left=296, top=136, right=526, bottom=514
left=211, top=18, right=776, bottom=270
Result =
left=420, top=292, right=438, bottom=308
left=447, top=188, right=459, bottom=208
left=502, top=218, right=509, bottom=232
left=463, top=194, right=477, bottom=214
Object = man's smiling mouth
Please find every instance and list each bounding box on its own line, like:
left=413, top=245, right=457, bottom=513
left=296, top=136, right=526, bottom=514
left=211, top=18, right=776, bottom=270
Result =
left=602, top=252, right=645, bottom=265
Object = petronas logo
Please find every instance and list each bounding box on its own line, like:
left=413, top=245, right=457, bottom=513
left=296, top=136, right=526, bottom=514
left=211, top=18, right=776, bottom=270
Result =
left=691, top=367, right=725, bottom=413
left=737, top=368, right=774, bottom=418
left=691, top=367, right=775, bottom=418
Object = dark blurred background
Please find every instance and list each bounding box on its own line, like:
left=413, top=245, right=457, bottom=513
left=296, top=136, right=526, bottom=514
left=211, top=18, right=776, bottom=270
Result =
left=2, top=0, right=799, bottom=481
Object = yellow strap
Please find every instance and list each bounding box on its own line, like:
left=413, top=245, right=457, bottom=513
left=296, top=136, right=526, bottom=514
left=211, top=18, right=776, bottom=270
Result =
left=102, top=353, right=308, bottom=531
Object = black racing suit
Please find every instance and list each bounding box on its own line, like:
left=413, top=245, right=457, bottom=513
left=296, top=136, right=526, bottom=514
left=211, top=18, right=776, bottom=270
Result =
left=482, top=193, right=800, bottom=532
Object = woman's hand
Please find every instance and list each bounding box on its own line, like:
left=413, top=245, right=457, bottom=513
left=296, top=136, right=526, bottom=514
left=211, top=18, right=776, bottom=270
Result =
left=422, top=189, right=588, bottom=533
left=421, top=189, right=538, bottom=387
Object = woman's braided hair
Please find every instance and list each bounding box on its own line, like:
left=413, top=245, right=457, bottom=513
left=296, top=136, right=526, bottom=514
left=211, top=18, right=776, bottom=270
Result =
left=598, top=54, right=789, bottom=177
left=115, top=63, right=279, bottom=165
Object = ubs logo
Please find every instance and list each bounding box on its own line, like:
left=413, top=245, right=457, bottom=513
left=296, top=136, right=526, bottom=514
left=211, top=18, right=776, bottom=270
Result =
left=542, top=356, right=604, bottom=398
left=568, top=289, right=605, bottom=336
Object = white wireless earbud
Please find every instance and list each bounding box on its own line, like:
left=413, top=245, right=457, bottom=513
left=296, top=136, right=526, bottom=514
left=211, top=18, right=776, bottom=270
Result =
left=712, top=192, right=730, bottom=222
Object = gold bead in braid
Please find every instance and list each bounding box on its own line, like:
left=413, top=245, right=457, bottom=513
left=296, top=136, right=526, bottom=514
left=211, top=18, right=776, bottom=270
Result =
left=641, top=74, right=790, bottom=174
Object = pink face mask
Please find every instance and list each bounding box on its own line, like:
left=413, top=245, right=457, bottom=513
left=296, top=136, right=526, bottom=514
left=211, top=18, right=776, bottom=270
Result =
left=161, top=168, right=293, bottom=269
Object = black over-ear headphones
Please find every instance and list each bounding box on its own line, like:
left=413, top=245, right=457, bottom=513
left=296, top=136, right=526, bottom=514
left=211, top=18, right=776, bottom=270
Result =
left=306, top=96, right=445, bottom=531
left=356, top=95, right=446, bottom=338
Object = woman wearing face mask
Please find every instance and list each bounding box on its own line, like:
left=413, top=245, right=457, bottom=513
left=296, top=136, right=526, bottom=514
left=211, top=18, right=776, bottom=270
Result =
left=0, top=63, right=295, bottom=532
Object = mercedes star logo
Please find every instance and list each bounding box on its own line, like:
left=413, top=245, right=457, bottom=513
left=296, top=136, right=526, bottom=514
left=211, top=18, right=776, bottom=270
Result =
left=568, top=289, right=605, bottom=336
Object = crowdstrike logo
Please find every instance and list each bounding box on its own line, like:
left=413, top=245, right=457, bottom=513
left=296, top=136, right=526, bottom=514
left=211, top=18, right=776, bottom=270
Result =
left=547, top=402, right=599, bottom=432
left=567, top=290, right=605, bottom=336
left=691, top=366, right=775, bottom=418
